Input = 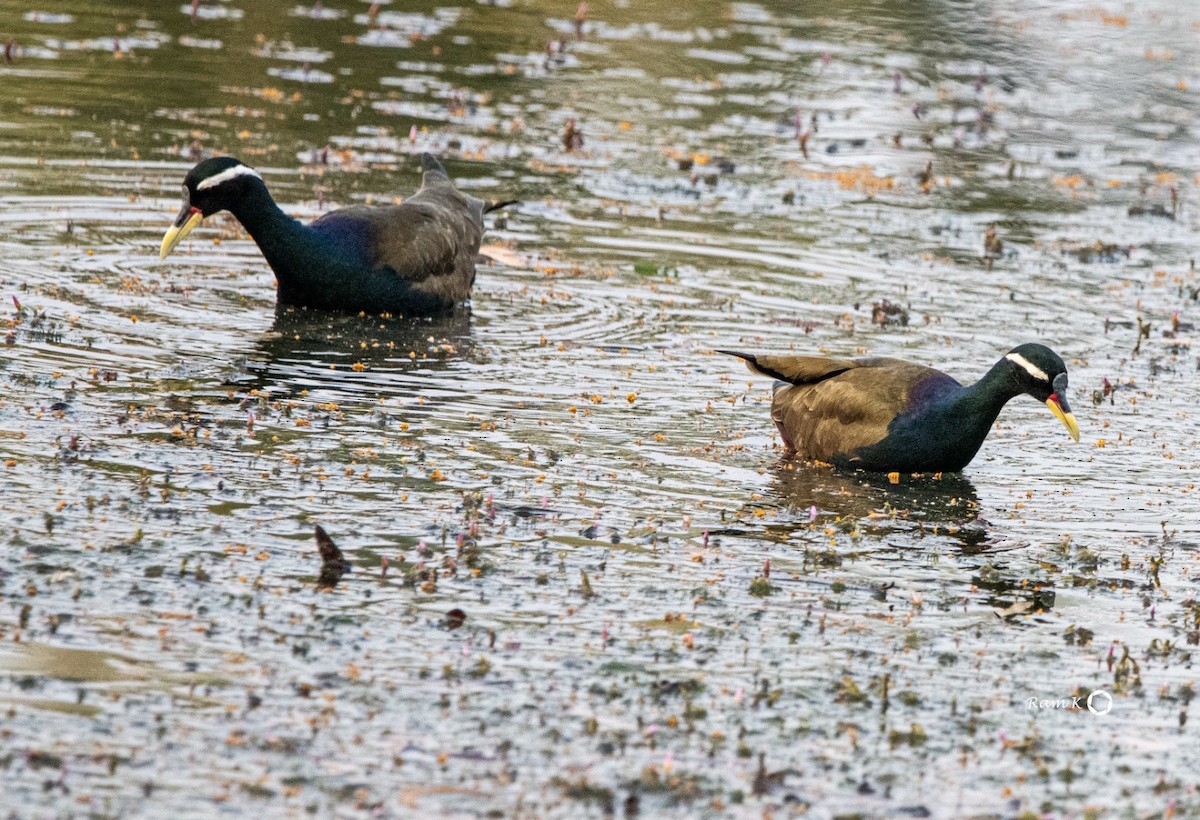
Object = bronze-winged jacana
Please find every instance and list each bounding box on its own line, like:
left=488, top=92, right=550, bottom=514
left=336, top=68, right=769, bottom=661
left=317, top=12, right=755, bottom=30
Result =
left=722, top=343, right=1080, bottom=473
left=159, top=154, right=514, bottom=315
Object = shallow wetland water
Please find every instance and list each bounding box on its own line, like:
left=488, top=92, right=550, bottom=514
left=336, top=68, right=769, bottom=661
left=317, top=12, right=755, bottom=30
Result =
left=1, top=0, right=1199, bottom=816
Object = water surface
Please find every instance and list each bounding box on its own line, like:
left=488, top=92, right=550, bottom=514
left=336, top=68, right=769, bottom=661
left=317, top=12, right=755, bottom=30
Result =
left=1, top=0, right=1198, bottom=815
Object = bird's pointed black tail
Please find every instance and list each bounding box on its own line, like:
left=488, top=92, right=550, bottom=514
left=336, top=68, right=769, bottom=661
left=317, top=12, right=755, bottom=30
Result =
left=484, top=198, right=519, bottom=214
left=717, top=350, right=791, bottom=385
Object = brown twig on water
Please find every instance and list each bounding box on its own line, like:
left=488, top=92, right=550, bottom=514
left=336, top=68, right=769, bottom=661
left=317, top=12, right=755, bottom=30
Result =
left=1132, top=316, right=1150, bottom=355
left=983, top=224, right=1002, bottom=270
left=574, top=2, right=588, bottom=39
left=562, top=118, right=583, bottom=152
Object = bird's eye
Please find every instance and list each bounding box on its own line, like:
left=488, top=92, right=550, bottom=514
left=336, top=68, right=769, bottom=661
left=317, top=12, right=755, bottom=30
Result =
left=181, top=184, right=190, bottom=201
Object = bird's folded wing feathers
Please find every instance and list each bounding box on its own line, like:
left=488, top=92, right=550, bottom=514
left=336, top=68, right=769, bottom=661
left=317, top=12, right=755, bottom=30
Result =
left=774, top=368, right=905, bottom=460
left=374, top=204, right=471, bottom=281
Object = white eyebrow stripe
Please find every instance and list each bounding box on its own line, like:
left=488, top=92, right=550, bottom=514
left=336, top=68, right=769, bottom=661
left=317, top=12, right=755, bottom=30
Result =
left=1005, top=352, right=1049, bottom=382
left=196, top=165, right=262, bottom=190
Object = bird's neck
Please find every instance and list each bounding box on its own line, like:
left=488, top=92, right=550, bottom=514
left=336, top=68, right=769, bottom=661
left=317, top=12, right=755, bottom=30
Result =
left=952, top=360, right=1023, bottom=435
left=889, top=361, right=1022, bottom=472
left=226, top=183, right=315, bottom=287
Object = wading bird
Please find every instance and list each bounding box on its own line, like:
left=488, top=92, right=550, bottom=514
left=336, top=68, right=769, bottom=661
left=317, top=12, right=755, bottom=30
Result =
left=722, top=343, right=1079, bottom=473
left=159, top=154, right=514, bottom=315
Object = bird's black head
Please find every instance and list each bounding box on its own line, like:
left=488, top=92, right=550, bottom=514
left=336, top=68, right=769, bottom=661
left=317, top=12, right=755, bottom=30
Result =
left=183, top=156, right=262, bottom=215
left=1004, top=343, right=1066, bottom=400
left=160, top=157, right=263, bottom=259
left=1003, top=343, right=1079, bottom=441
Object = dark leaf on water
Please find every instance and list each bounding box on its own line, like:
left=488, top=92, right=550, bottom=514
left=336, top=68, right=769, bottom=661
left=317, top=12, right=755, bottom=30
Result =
left=315, top=524, right=351, bottom=589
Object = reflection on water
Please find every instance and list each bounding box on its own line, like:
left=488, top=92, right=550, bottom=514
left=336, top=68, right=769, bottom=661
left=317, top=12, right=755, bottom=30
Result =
left=236, top=307, right=474, bottom=398
left=974, top=565, right=1058, bottom=617
left=769, top=458, right=990, bottom=549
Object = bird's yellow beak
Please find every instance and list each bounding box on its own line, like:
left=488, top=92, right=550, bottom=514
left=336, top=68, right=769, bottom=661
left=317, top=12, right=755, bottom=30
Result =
left=160, top=204, right=204, bottom=259
left=1046, top=395, right=1080, bottom=442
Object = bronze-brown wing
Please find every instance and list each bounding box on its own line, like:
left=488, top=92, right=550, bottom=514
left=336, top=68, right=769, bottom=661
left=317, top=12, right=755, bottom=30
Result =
left=369, top=201, right=479, bottom=277
left=378, top=156, right=485, bottom=302
left=308, top=188, right=483, bottom=304
left=754, top=356, right=943, bottom=462
left=317, top=154, right=483, bottom=291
